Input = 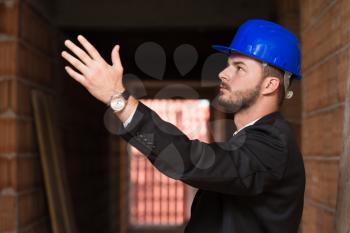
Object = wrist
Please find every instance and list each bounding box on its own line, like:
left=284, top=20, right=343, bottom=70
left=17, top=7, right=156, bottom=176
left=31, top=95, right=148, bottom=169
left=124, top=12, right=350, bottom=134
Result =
left=115, top=96, right=139, bottom=123
left=108, top=88, right=130, bottom=112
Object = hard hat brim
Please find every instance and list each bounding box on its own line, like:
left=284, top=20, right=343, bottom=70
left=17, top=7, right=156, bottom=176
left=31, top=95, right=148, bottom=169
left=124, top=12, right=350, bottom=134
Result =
left=212, top=44, right=302, bottom=80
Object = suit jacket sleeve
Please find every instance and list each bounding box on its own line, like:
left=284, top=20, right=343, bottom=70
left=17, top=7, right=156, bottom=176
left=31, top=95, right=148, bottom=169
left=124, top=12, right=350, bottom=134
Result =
left=115, top=101, right=289, bottom=195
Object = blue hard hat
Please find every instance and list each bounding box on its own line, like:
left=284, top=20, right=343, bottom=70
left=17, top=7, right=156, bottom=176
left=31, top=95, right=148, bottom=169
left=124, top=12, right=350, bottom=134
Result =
left=212, top=19, right=302, bottom=79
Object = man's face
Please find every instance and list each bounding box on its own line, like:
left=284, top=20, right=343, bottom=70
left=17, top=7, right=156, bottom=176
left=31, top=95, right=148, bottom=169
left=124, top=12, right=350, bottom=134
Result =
left=217, top=53, right=264, bottom=113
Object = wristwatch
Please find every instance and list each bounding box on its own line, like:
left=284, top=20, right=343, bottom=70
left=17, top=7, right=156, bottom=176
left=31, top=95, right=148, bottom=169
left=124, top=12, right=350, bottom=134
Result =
left=109, top=89, right=130, bottom=112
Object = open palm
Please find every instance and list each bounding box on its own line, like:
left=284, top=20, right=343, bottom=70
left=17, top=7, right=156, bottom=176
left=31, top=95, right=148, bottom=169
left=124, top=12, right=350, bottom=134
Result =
left=61, top=35, right=124, bottom=104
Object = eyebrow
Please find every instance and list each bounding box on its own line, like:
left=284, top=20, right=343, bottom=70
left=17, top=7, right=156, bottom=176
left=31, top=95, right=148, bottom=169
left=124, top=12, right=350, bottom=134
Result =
left=227, top=60, right=247, bottom=67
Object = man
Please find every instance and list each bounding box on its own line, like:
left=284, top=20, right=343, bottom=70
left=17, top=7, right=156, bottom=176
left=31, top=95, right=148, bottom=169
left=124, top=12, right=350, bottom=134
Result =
left=61, top=19, right=305, bottom=233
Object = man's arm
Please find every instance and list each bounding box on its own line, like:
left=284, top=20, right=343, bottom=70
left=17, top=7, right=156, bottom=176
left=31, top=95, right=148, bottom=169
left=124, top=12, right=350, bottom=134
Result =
left=115, top=101, right=289, bottom=196
left=117, top=96, right=139, bottom=126
left=61, top=35, right=288, bottom=196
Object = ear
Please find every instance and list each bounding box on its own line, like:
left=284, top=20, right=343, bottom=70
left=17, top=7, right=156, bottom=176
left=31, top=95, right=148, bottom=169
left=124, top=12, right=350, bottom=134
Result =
left=261, top=76, right=280, bottom=95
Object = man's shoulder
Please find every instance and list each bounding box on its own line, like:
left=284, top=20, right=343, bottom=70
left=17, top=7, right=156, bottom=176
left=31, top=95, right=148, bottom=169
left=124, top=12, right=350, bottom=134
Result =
left=237, top=111, right=293, bottom=140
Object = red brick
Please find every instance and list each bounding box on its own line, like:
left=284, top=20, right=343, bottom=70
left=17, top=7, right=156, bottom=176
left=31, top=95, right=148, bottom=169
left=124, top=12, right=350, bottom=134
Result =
left=0, top=157, right=16, bottom=190
left=0, top=118, right=16, bottom=153
left=0, top=1, right=19, bottom=36
left=303, top=49, right=348, bottom=113
left=300, top=201, right=335, bottom=233
left=300, top=0, right=335, bottom=30
left=302, top=0, right=350, bottom=70
left=301, top=1, right=342, bottom=69
left=0, top=194, right=17, bottom=232
left=18, top=189, right=47, bottom=228
left=20, top=2, right=52, bottom=53
left=338, top=0, right=350, bottom=49
left=302, top=106, right=344, bottom=156
left=0, top=79, right=14, bottom=113
left=17, top=42, right=53, bottom=86
left=0, top=118, right=37, bottom=154
left=0, top=40, right=17, bottom=75
left=304, top=160, right=338, bottom=208
left=0, top=156, right=42, bottom=192
left=0, top=79, right=33, bottom=116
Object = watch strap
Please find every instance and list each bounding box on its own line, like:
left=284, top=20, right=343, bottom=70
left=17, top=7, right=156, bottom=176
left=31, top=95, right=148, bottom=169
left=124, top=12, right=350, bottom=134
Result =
left=121, top=89, right=130, bottom=100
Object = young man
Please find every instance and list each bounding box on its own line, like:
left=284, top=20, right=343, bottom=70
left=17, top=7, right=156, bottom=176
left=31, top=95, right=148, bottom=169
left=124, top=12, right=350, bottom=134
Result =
left=62, top=19, right=305, bottom=233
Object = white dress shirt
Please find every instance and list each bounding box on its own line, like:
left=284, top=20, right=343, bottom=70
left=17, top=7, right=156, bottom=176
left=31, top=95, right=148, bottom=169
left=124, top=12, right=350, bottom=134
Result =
left=232, top=117, right=261, bottom=136
left=123, top=107, right=137, bottom=127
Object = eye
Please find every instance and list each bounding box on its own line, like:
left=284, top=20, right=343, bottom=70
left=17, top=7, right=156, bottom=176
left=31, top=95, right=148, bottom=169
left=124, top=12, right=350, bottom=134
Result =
left=237, top=66, right=244, bottom=72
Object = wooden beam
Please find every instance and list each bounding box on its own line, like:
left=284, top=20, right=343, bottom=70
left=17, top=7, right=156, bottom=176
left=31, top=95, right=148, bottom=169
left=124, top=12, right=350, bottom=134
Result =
left=32, top=90, right=77, bottom=233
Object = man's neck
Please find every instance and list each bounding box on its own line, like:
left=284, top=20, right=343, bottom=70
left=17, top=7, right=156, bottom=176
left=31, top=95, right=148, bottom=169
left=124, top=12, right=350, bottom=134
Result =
left=234, top=104, right=278, bottom=131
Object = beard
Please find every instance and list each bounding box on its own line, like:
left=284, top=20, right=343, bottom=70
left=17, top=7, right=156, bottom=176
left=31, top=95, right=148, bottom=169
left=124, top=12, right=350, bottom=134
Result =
left=217, top=81, right=261, bottom=113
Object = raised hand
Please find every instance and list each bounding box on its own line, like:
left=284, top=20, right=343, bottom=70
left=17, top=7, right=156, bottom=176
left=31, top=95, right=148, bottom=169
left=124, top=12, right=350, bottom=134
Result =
left=61, top=35, right=124, bottom=104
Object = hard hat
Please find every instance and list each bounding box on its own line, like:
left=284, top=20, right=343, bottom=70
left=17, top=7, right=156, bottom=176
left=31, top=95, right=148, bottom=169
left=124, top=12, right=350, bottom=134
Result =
left=212, top=19, right=302, bottom=79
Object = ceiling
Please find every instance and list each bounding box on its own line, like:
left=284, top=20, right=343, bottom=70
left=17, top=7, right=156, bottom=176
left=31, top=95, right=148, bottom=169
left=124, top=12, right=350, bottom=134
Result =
left=30, top=0, right=276, bottom=30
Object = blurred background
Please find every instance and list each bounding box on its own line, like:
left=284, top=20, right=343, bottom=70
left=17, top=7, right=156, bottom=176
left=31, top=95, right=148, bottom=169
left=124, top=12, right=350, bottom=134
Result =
left=0, top=0, right=349, bottom=233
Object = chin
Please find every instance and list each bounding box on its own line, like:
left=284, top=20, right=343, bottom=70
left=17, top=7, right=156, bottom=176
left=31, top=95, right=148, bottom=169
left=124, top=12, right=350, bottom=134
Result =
left=218, top=93, right=232, bottom=104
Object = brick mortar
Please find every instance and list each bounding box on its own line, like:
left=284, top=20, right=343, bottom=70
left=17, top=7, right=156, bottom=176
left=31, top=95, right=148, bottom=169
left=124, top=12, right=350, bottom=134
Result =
left=301, top=0, right=338, bottom=33
left=302, top=102, right=344, bottom=118
left=0, top=187, right=44, bottom=197
left=0, top=152, right=38, bottom=159
left=0, top=75, right=55, bottom=94
left=0, top=110, right=33, bottom=121
left=303, top=42, right=350, bottom=76
left=0, top=35, right=55, bottom=58
left=0, top=0, right=17, bottom=7
left=305, top=197, right=336, bottom=213
left=303, top=156, right=340, bottom=161
left=0, top=34, right=17, bottom=41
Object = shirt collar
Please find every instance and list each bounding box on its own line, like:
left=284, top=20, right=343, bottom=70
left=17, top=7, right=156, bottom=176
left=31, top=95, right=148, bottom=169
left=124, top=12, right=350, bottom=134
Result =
left=233, top=117, right=262, bottom=136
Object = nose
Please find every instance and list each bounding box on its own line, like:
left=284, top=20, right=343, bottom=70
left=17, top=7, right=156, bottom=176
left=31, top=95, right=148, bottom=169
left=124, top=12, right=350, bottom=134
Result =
left=218, top=66, right=230, bottom=82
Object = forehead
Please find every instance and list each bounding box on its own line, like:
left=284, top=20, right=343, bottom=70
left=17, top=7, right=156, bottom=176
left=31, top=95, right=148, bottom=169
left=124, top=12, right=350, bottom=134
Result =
left=227, top=53, right=262, bottom=67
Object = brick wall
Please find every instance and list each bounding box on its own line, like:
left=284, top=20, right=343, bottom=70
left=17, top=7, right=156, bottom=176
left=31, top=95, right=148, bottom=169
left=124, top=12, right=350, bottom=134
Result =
left=300, top=0, right=350, bottom=232
left=1, top=1, right=121, bottom=232
left=0, top=0, right=54, bottom=232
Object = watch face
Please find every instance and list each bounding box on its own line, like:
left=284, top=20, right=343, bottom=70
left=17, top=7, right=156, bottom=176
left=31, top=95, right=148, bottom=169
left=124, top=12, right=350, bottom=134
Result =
left=111, top=97, right=126, bottom=112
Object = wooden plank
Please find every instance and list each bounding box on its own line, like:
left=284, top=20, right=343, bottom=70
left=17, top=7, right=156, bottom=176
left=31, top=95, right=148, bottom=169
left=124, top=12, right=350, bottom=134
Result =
left=32, top=90, right=77, bottom=233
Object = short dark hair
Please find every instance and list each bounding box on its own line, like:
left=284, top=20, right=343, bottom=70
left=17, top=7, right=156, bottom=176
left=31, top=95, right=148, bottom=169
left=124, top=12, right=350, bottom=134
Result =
left=262, top=64, right=294, bottom=107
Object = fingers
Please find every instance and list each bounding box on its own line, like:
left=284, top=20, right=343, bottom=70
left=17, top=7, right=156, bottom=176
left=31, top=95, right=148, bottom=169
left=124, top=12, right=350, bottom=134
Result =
left=64, top=66, right=86, bottom=85
left=61, top=51, right=88, bottom=74
left=77, top=35, right=102, bottom=61
left=64, top=40, right=93, bottom=65
left=111, top=45, right=123, bottom=68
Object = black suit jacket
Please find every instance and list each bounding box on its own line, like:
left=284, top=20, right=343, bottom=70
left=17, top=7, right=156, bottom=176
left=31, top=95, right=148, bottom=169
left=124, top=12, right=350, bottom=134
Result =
left=116, top=102, right=305, bottom=233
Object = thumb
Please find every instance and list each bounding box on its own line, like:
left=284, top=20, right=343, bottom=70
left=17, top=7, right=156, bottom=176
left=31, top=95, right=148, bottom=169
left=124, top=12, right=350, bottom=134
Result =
left=111, top=45, right=122, bottom=68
